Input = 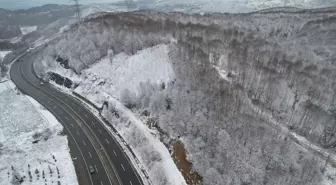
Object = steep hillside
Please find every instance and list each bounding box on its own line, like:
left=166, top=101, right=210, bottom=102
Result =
left=35, top=8, right=336, bottom=185
left=134, top=0, right=336, bottom=13
left=0, top=4, right=76, bottom=40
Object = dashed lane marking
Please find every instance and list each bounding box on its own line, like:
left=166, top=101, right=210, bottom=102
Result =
left=113, top=150, right=117, bottom=156
left=120, top=164, right=125, bottom=171
left=105, top=139, right=109, bottom=144
left=88, top=152, right=92, bottom=158
left=94, top=165, right=99, bottom=173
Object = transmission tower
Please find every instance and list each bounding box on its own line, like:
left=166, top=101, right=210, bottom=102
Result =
left=71, top=0, right=81, bottom=25
left=125, top=0, right=134, bottom=11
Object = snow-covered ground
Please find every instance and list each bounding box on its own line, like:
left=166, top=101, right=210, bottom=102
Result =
left=153, top=0, right=336, bottom=13
left=10, top=36, right=22, bottom=44
left=81, top=6, right=115, bottom=18
left=102, top=97, right=187, bottom=185
left=0, top=51, right=12, bottom=62
left=45, top=44, right=185, bottom=185
left=58, top=25, right=69, bottom=34
left=78, top=0, right=336, bottom=15
left=75, top=44, right=175, bottom=106
left=0, top=81, right=78, bottom=185
left=20, top=26, right=38, bottom=35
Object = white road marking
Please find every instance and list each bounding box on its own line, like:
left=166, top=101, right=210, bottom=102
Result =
left=83, top=141, right=86, bottom=146
left=98, top=129, right=102, bottom=133
left=92, top=121, right=95, bottom=125
left=71, top=124, right=74, bottom=128
left=94, top=165, right=99, bottom=173
left=129, top=181, right=133, bottom=185
left=77, top=131, right=80, bottom=136
left=88, top=152, right=92, bottom=158
left=120, top=164, right=125, bottom=171
left=53, top=105, right=57, bottom=109
left=113, top=150, right=117, bottom=156
left=84, top=114, right=88, bottom=118
left=100, top=181, right=103, bottom=185
left=65, top=117, right=69, bottom=121
left=105, top=139, right=109, bottom=144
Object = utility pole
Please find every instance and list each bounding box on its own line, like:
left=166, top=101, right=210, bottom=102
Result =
left=71, top=0, right=81, bottom=25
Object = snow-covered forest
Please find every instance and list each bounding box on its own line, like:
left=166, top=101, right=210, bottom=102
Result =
left=35, top=8, right=336, bottom=185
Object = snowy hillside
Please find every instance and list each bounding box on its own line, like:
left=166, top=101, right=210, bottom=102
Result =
left=129, top=0, right=336, bottom=13
left=0, top=81, right=78, bottom=185
left=0, top=51, right=11, bottom=62
left=34, top=8, right=336, bottom=185
left=20, top=26, right=38, bottom=35
left=76, top=44, right=175, bottom=106
left=38, top=43, right=185, bottom=185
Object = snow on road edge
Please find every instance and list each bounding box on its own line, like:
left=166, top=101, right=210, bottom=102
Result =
left=46, top=82, right=152, bottom=185
left=1, top=81, right=78, bottom=185
left=102, top=96, right=187, bottom=185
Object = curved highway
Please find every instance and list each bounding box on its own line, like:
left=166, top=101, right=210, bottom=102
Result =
left=10, top=50, right=144, bottom=185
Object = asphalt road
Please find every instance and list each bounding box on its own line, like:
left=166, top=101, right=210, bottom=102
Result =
left=10, top=51, right=144, bottom=185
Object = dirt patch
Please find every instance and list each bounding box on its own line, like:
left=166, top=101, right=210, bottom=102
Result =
left=172, top=141, right=202, bottom=185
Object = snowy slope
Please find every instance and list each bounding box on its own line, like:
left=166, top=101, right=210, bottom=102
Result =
left=75, top=44, right=175, bottom=106
left=79, top=44, right=184, bottom=185
left=10, top=36, right=22, bottom=44
left=102, top=97, right=187, bottom=185
left=0, top=51, right=11, bottom=62
left=81, top=6, right=115, bottom=18
left=20, top=26, right=38, bottom=35
left=48, top=43, right=184, bottom=185
left=0, top=81, right=78, bottom=185
left=136, top=0, right=336, bottom=13
left=78, top=0, right=336, bottom=14
left=34, top=9, right=336, bottom=185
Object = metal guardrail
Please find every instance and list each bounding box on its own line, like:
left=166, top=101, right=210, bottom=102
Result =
left=71, top=92, right=152, bottom=184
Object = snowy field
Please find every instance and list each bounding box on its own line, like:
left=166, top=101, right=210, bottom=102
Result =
left=20, top=26, right=38, bottom=35
left=0, top=82, right=46, bottom=141
left=0, top=81, right=78, bottom=185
